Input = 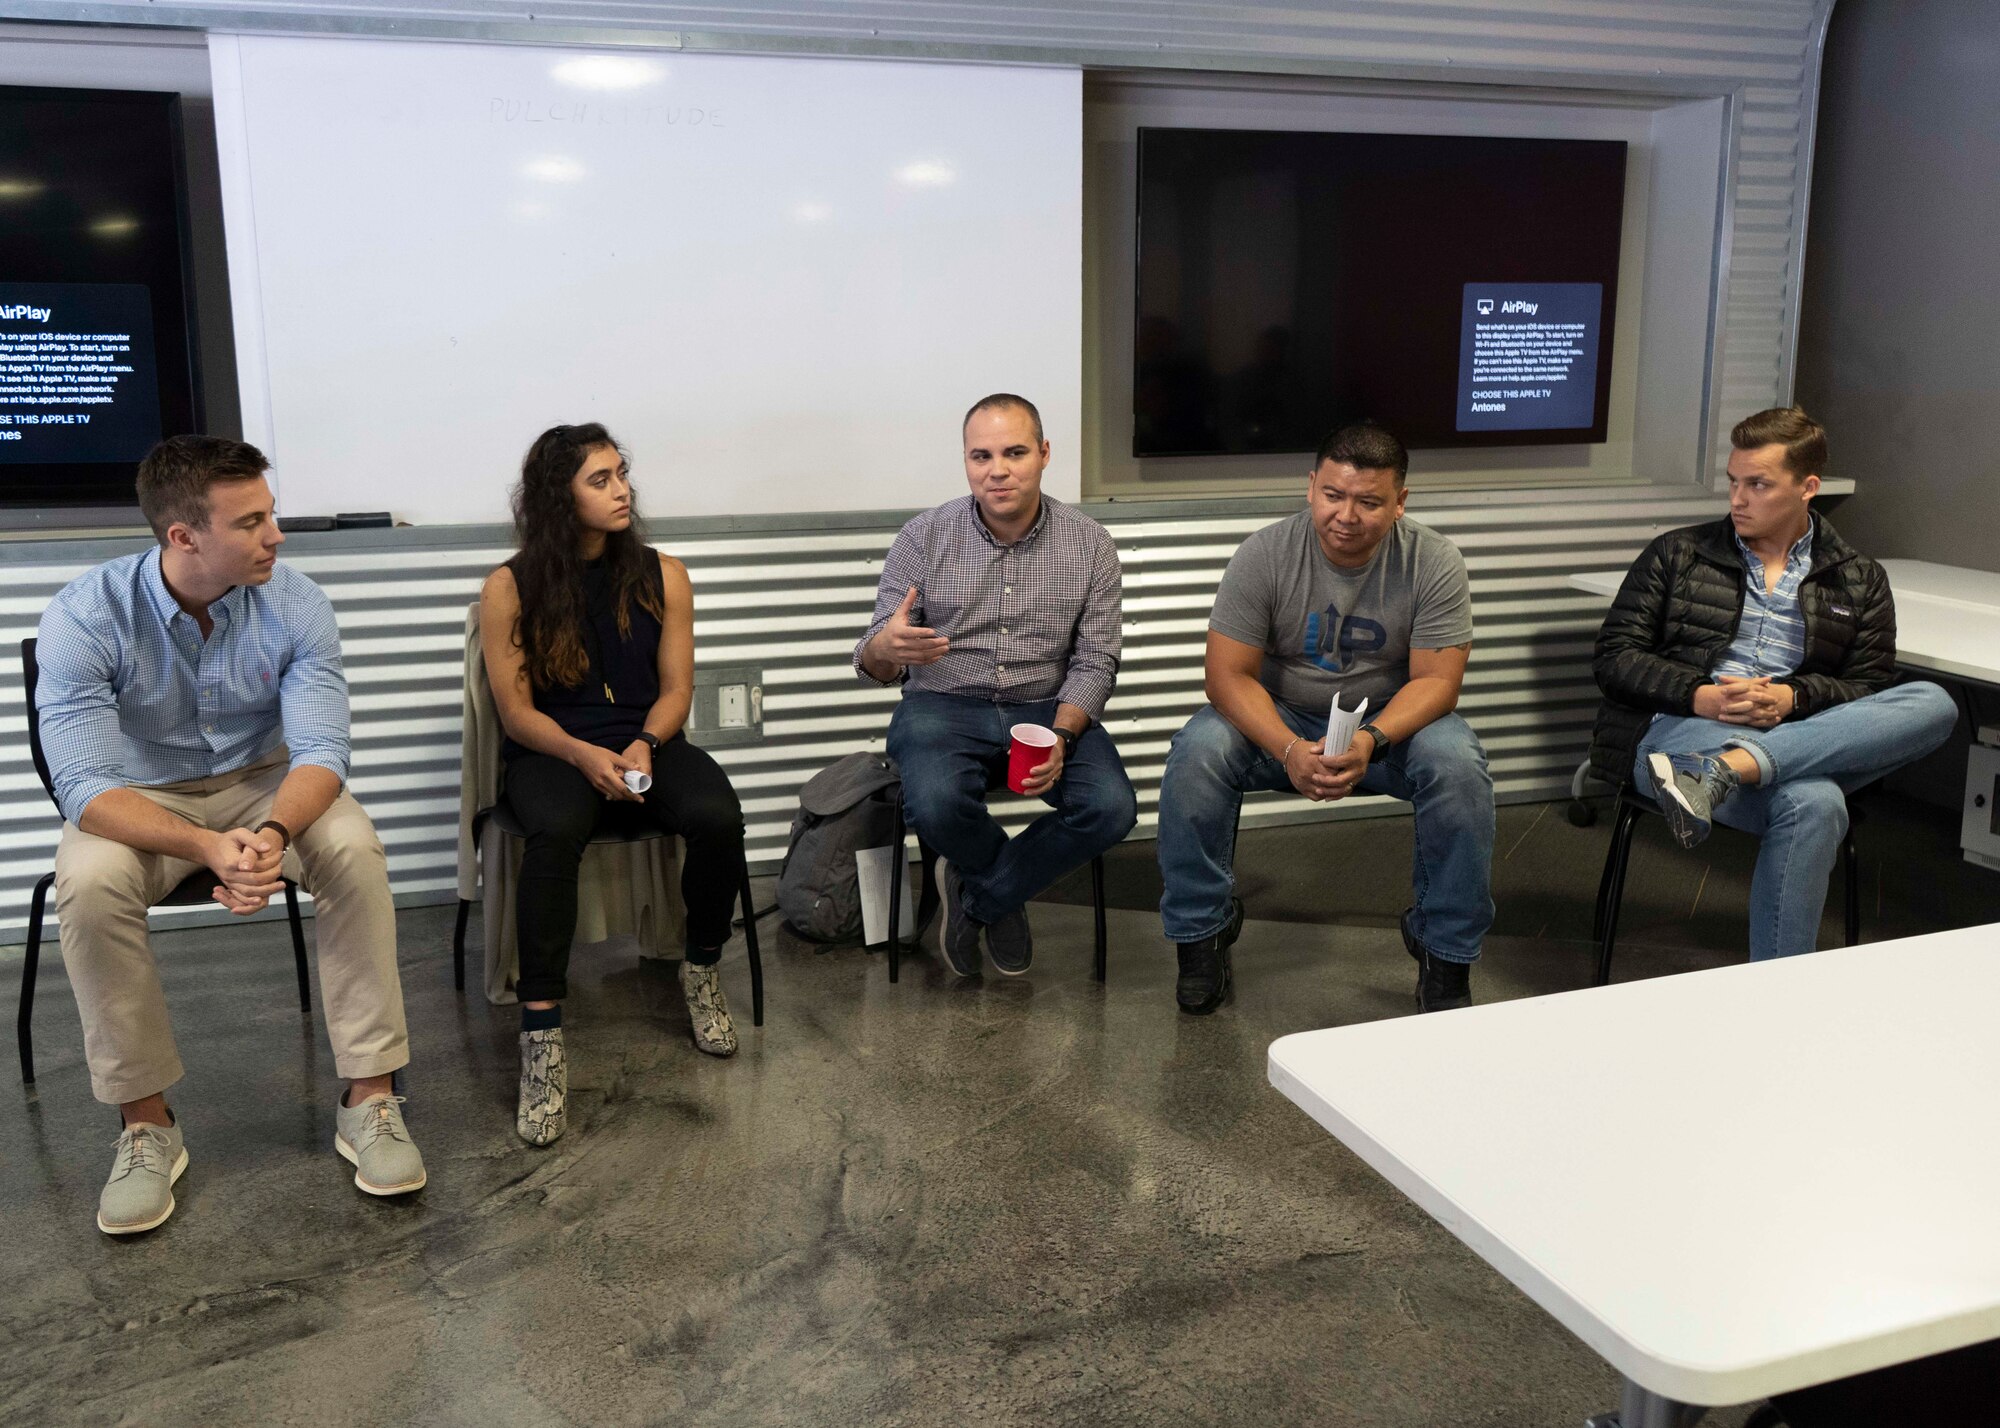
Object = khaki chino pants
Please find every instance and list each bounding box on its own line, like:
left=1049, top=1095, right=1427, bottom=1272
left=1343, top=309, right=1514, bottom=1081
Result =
left=53, top=752, right=409, bottom=1105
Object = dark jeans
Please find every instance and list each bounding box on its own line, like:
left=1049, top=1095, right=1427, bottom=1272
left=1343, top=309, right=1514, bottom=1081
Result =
left=885, top=690, right=1138, bottom=923
left=506, top=734, right=745, bottom=1002
left=1156, top=704, right=1496, bottom=962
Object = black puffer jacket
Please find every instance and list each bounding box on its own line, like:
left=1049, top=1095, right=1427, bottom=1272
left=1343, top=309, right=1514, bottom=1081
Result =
left=1588, top=514, right=1896, bottom=785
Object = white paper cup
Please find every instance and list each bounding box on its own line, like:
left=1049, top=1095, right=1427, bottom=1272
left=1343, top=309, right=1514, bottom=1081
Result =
left=624, top=769, right=653, bottom=794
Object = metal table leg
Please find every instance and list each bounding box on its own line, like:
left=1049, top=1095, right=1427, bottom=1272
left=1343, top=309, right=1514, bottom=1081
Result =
left=1584, top=1378, right=1707, bottom=1427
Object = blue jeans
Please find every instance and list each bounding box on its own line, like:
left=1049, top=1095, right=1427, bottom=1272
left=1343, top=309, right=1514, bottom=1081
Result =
left=886, top=690, right=1138, bottom=923
left=1156, top=703, right=1496, bottom=962
left=1633, top=680, right=1957, bottom=960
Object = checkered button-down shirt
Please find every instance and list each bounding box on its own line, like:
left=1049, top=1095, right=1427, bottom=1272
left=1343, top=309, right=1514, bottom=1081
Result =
left=1713, top=520, right=1815, bottom=680
left=854, top=494, right=1123, bottom=721
left=36, top=547, right=352, bottom=825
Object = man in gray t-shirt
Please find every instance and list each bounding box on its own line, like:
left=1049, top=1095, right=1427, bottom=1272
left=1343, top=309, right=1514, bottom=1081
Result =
left=1156, top=422, right=1495, bottom=1015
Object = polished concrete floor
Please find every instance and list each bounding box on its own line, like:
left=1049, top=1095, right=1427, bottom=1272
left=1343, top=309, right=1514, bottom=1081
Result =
left=3, top=792, right=1995, bottom=1427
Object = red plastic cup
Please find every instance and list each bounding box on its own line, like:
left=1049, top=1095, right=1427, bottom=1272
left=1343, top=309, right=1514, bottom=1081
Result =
left=1007, top=723, right=1059, bottom=794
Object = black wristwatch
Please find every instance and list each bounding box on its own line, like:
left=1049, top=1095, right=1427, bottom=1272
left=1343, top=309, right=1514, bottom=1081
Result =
left=1358, top=722, right=1389, bottom=755
left=1056, top=727, right=1081, bottom=756
left=635, top=732, right=662, bottom=752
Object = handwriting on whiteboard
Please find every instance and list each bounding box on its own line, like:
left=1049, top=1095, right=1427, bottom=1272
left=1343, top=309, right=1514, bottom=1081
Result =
left=487, top=99, right=726, bottom=128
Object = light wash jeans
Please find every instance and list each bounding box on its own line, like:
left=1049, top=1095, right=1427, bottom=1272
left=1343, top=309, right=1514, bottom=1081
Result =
left=1156, top=703, right=1496, bottom=962
left=1633, top=680, right=1957, bottom=959
left=887, top=690, right=1138, bottom=924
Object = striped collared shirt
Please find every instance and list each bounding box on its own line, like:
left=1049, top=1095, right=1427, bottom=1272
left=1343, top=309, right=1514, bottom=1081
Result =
left=1713, top=520, right=1815, bottom=680
left=35, top=547, right=351, bottom=824
left=855, top=494, right=1123, bottom=721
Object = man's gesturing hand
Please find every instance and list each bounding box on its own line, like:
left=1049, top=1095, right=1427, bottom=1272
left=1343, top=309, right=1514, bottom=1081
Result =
left=872, top=586, right=950, bottom=668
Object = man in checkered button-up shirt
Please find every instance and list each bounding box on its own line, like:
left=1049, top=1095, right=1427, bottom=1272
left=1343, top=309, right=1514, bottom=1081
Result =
left=855, top=394, right=1137, bottom=978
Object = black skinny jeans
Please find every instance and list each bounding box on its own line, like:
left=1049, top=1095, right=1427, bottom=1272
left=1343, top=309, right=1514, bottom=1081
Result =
left=507, top=734, right=745, bottom=1002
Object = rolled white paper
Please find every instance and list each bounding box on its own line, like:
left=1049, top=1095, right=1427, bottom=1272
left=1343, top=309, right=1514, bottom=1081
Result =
left=1323, top=692, right=1370, bottom=762
left=623, top=769, right=653, bottom=794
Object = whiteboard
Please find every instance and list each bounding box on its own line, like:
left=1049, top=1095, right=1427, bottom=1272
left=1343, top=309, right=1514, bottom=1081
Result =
left=209, top=35, right=1082, bottom=524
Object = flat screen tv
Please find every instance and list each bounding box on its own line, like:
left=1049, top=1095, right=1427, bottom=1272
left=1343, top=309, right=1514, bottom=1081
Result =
left=1134, top=126, right=1627, bottom=458
left=0, top=85, right=201, bottom=507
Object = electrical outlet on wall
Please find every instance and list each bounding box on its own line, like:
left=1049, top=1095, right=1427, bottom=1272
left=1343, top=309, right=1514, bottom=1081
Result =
left=687, top=666, right=764, bottom=747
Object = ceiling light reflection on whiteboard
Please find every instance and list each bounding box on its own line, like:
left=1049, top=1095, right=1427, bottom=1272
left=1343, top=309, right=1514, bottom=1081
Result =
left=551, top=55, right=665, bottom=91
left=792, top=201, right=833, bottom=224
left=896, top=161, right=955, bottom=187
left=523, top=156, right=586, bottom=183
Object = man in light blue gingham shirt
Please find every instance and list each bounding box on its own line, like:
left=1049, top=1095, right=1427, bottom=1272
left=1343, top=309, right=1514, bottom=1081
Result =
left=38, top=435, right=425, bottom=1235
left=38, top=544, right=352, bottom=823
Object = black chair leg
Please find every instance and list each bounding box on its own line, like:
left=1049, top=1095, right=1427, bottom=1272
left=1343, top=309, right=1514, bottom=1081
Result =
left=884, top=802, right=906, bottom=984
left=1592, top=824, right=1618, bottom=945
left=1596, top=801, right=1643, bottom=987
left=1091, top=855, right=1107, bottom=983
left=452, top=898, right=471, bottom=992
left=739, top=855, right=764, bottom=1028
left=1842, top=827, right=1861, bottom=947
left=282, top=878, right=311, bottom=1017
left=20, top=871, right=52, bottom=1085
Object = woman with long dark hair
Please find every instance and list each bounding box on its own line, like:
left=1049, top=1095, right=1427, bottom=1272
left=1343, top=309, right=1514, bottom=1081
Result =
left=481, top=423, right=746, bottom=1146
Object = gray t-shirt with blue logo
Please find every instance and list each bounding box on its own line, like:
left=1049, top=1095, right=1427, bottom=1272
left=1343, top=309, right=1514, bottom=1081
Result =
left=1207, top=510, right=1473, bottom=717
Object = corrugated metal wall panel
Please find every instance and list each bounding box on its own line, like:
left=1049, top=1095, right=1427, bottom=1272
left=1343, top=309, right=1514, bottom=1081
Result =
left=0, top=489, right=1722, bottom=940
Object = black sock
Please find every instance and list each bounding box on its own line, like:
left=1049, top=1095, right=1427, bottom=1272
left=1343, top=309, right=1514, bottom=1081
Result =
left=521, top=1004, right=563, bottom=1032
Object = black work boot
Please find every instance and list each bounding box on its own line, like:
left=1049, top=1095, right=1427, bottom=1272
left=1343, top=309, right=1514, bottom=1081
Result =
left=1400, top=907, right=1472, bottom=1013
left=1176, top=899, right=1244, bottom=1015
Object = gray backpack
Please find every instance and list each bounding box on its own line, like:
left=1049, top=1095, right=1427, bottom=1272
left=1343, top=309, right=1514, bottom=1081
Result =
left=777, top=752, right=902, bottom=942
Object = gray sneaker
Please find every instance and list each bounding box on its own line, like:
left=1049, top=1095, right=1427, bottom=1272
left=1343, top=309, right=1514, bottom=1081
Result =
left=97, top=1118, right=187, bottom=1235
left=986, top=904, right=1033, bottom=976
left=335, top=1093, right=428, bottom=1196
left=517, top=1028, right=568, bottom=1146
left=1647, top=750, right=1739, bottom=849
left=934, top=859, right=982, bottom=977
left=680, top=962, right=739, bottom=1057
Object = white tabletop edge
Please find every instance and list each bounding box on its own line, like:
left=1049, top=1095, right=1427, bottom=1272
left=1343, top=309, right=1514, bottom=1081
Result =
left=1267, top=1024, right=2000, bottom=1406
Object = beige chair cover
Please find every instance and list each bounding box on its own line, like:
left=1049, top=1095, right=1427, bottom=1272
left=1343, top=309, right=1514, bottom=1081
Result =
left=456, top=600, right=685, bottom=1005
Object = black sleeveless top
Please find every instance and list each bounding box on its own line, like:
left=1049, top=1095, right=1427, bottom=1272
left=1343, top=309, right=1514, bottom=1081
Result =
left=502, top=554, right=665, bottom=761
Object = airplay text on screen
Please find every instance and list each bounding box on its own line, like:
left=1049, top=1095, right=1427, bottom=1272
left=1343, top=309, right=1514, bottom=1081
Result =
left=1455, top=282, right=1603, bottom=433
left=0, top=282, right=163, bottom=465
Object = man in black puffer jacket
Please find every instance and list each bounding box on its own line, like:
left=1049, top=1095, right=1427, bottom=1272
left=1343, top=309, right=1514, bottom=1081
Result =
left=1589, top=407, right=1956, bottom=960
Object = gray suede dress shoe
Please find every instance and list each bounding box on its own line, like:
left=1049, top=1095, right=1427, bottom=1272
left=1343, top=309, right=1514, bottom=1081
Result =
left=934, top=859, right=982, bottom=977
left=335, top=1093, right=428, bottom=1196
left=985, top=905, right=1033, bottom=976
left=98, top=1118, right=187, bottom=1235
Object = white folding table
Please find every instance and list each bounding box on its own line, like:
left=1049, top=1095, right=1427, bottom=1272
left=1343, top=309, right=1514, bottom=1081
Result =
left=1877, top=559, right=2000, bottom=688
left=1269, top=926, right=2000, bottom=1426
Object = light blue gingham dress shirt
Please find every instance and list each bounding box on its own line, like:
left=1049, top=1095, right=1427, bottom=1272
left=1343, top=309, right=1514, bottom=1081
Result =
left=35, top=547, right=351, bottom=825
left=1712, top=520, right=1815, bottom=680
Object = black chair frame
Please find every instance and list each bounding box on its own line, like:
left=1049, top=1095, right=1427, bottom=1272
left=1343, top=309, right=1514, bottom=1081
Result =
left=18, top=637, right=312, bottom=1086
left=1592, top=782, right=1859, bottom=986
left=880, top=794, right=1108, bottom=985
left=452, top=799, right=765, bottom=1027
